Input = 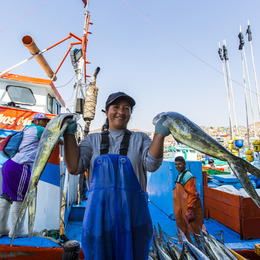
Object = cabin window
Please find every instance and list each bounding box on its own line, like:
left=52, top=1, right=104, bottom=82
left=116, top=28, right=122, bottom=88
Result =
left=6, top=85, right=36, bottom=105
left=47, top=94, right=53, bottom=113
left=54, top=99, right=61, bottom=114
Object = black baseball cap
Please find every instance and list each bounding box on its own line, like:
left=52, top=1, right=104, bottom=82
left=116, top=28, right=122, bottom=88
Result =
left=105, top=92, right=136, bottom=110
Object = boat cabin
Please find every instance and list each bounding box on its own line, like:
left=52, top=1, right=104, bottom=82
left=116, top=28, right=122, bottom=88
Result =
left=0, top=73, right=65, bottom=118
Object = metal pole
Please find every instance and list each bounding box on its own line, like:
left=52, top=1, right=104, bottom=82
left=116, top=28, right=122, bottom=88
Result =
left=222, top=41, right=233, bottom=140
left=247, top=21, right=260, bottom=120
left=72, top=57, right=84, bottom=113
left=75, top=4, right=92, bottom=206
left=218, top=43, right=233, bottom=137
left=239, top=46, right=250, bottom=148
left=225, top=53, right=238, bottom=135
left=0, top=51, right=47, bottom=78
left=239, top=26, right=256, bottom=139
left=60, top=1, right=90, bottom=240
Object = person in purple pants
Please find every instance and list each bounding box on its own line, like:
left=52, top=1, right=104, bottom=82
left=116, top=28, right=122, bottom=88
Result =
left=0, top=113, right=50, bottom=238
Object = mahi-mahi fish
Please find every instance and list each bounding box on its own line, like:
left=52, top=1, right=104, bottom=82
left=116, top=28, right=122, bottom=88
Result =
left=10, top=113, right=79, bottom=246
left=153, top=112, right=260, bottom=208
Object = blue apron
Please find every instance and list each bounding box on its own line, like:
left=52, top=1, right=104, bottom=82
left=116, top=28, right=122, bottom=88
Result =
left=81, top=154, right=153, bottom=260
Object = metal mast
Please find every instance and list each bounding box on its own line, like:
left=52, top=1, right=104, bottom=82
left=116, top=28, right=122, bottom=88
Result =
left=246, top=21, right=260, bottom=120
left=238, top=30, right=250, bottom=148
left=222, top=41, right=234, bottom=139
left=239, top=26, right=256, bottom=139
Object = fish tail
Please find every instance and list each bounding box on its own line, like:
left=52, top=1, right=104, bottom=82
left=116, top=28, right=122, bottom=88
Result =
left=238, top=156, right=260, bottom=179
left=227, top=155, right=260, bottom=208
left=28, top=187, right=37, bottom=240
left=10, top=191, right=31, bottom=246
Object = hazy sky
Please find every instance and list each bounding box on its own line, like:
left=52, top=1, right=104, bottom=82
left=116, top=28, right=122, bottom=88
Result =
left=1, top=0, right=260, bottom=131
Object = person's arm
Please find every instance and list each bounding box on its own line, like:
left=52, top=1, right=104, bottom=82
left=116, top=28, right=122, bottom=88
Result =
left=63, top=134, right=80, bottom=175
left=63, top=121, right=80, bottom=175
left=149, top=117, right=170, bottom=159
left=184, top=177, right=198, bottom=223
left=148, top=133, right=165, bottom=159
left=184, top=177, right=198, bottom=209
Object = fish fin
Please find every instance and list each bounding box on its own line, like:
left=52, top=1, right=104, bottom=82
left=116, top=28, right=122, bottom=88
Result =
left=228, top=155, right=260, bottom=208
left=28, top=187, right=37, bottom=240
left=10, top=190, right=31, bottom=246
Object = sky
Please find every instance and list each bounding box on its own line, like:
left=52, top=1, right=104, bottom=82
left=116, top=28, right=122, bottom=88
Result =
left=1, top=0, right=260, bottom=132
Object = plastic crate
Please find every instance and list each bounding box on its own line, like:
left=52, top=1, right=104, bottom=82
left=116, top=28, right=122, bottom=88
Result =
left=255, top=244, right=260, bottom=256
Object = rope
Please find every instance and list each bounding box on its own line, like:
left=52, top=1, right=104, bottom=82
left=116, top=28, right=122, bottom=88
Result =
left=148, top=199, right=174, bottom=220
left=243, top=47, right=256, bottom=139
left=240, top=50, right=250, bottom=148
left=34, top=229, right=64, bottom=246
left=56, top=74, right=76, bottom=89
left=226, top=59, right=238, bottom=135
left=248, top=35, right=260, bottom=119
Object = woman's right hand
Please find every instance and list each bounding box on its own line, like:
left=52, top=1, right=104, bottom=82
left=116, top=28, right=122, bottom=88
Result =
left=155, top=117, right=170, bottom=137
left=64, top=119, right=77, bottom=135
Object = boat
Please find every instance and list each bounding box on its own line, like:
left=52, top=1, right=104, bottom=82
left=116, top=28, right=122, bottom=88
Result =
left=0, top=2, right=91, bottom=258
left=164, top=145, right=199, bottom=161
left=0, top=2, right=259, bottom=260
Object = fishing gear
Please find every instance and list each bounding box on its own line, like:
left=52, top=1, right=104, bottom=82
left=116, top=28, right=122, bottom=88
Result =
left=221, top=42, right=234, bottom=139
left=238, top=28, right=252, bottom=148
left=238, top=26, right=256, bottom=140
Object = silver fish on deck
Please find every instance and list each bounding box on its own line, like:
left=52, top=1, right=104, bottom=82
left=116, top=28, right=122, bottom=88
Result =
left=178, top=229, right=210, bottom=260
left=153, top=112, right=260, bottom=208
left=10, top=113, right=79, bottom=246
left=153, top=226, right=172, bottom=260
left=151, top=225, right=240, bottom=259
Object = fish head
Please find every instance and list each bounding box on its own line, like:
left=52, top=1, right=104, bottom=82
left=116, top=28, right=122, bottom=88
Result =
left=153, top=112, right=193, bottom=141
left=43, top=113, right=80, bottom=142
left=152, top=112, right=169, bottom=125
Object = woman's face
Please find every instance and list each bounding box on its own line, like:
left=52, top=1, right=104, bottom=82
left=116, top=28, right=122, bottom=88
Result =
left=106, top=99, right=131, bottom=130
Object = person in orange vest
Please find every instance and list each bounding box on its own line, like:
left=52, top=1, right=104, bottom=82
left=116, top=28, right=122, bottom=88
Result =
left=173, top=156, right=206, bottom=242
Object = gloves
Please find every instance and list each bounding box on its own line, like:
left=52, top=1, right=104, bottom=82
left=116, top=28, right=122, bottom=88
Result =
left=155, top=117, right=170, bottom=137
left=64, top=119, right=77, bottom=135
left=186, top=209, right=195, bottom=223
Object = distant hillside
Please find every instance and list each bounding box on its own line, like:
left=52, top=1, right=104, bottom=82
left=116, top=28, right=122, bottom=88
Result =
left=251, top=121, right=260, bottom=128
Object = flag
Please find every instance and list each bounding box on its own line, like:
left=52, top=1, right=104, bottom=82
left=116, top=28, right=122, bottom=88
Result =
left=82, top=0, right=87, bottom=7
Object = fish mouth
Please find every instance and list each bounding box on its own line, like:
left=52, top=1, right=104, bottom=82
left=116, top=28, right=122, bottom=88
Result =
left=152, top=112, right=168, bottom=125
left=60, top=115, right=74, bottom=128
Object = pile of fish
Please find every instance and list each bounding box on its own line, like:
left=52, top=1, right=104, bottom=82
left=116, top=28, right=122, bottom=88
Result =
left=153, top=112, right=260, bottom=208
left=150, top=224, right=238, bottom=260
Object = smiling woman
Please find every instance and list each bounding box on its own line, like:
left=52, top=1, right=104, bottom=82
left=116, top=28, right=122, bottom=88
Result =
left=102, top=92, right=135, bottom=131
left=63, top=91, right=172, bottom=259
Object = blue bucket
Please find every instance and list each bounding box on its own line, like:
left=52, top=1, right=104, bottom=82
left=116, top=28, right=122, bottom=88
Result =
left=235, top=139, right=244, bottom=148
